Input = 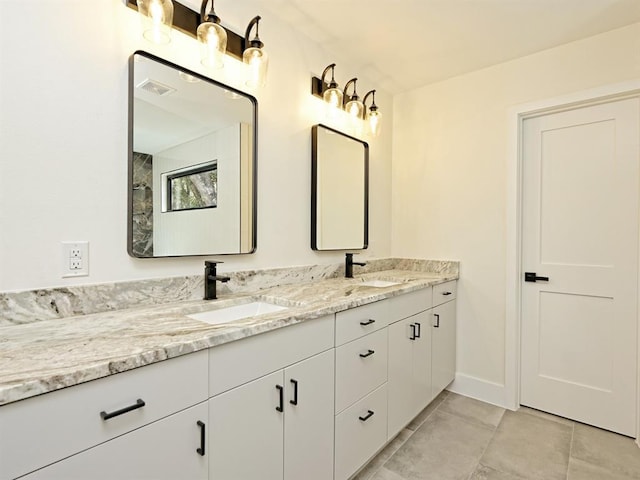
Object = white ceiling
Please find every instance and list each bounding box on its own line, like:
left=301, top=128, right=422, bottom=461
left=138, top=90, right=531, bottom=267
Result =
left=219, top=0, right=640, bottom=94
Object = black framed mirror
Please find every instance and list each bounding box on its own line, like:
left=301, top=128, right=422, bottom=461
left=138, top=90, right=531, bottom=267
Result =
left=311, top=124, right=369, bottom=251
left=128, top=51, right=257, bottom=257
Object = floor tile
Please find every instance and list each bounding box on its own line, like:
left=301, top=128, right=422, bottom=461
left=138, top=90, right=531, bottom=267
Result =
left=384, top=410, right=494, bottom=480
left=480, top=410, right=572, bottom=480
left=439, top=393, right=505, bottom=429
left=518, top=406, right=574, bottom=427
left=571, top=422, right=640, bottom=478
left=469, top=464, right=529, bottom=480
left=567, top=458, right=637, bottom=480
left=406, top=390, right=449, bottom=431
left=353, top=429, right=413, bottom=480
left=369, top=467, right=406, bottom=480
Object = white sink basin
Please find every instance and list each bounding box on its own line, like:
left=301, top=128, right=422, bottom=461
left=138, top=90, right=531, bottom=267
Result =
left=188, top=301, right=288, bottom=326
left=359, top=279, right=401, bottom=288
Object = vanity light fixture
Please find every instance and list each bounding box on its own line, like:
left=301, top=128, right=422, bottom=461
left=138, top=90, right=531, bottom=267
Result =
left=127, top=0, right=268, bottom=86
left=363, top=90, right=382, bottom=137
left=197, top=0, right=227, bottom=68
left=343, top=78, right=365, bottom=119
left=243, top=16, right=268, bottom=87
left=319, top=63, right=343, bottom=117
left=136, top=0, right=174, bottom=44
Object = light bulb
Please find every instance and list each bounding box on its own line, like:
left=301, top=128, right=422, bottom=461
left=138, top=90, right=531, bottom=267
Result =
left=345, top=99, right=364, bottom=118
left=138, top=0, right=173, bottom=45
left=323, top=87, right=343, bottom=119
left=197, top=22, right=227, bottom=68
left=368, top=109, right=382, bottom=137
left=244, top=47, right=268, bottom=87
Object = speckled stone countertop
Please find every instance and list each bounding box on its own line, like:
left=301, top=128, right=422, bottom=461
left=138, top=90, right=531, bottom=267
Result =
left=0, top=267, right=457, bottom=406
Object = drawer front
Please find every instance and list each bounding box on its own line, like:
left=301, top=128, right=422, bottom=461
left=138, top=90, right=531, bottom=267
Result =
left=387, top=287, right=432, bottom=322
left=335, top=383, right=388, bottom=480
left=209, top=315, right=334, bottom=397
left=0, top=350, right=208, bottom=480
left=433, top=280, right=457, bottom=307
left=335, top=329, right=387, bottom=413
left=335, top=299, right=389, bottom=346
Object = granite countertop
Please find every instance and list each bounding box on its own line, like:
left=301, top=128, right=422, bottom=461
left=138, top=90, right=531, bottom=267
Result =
left=0, top=269, right=457, bottom=406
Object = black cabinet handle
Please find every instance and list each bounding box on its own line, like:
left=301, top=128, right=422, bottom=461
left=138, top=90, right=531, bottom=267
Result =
left=360, top=319, right=375, bottom=326
left=415, top=322, right=421, bottom=338
left=434, top=313, right=440, bottom=328
left=196, top=421, right=206, bottom=456
left=359, top=410, right=375, bottom=422
left=276, top=385, right=284, bottom=412
left=442, top=291, right=452, bottom=296
left=290, top=379, right=298, bottom=405
left=409, top=323, right=416, bottom=340
left=359, top=349, right=375, bottom=358
left=100, top=398, right=145, bottom=420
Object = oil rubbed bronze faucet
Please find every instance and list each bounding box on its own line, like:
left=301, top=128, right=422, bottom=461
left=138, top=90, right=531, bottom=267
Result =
left=345, top=253, right=366, bottom=278
left=204, top=261, right=231, bottom=300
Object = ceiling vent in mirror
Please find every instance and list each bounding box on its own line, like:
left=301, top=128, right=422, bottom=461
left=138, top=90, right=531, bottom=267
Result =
left=136, top=78, right=176, bottom=96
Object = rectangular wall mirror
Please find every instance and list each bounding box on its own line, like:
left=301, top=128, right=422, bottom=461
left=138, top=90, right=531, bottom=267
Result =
left=311, top=124, right=369, bottom=251
left=128, top=51, right=257, bottom=257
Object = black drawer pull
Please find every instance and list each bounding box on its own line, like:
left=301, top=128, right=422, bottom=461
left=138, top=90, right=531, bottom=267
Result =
left=359, top=410, right=375, bottom=422
left=359, top=349, right=375, bottom=358
left=415, top=322, right=421, bottom=338
left=442, top=291, right=452, bottom=296
left=360, top=319, right=375, bottom=326
left=434, top=313, right=440, bottom=328
left=290, top=379, right=299, bottom=405
left=196, top=421, right=206, bottom=456
left=276, top=385, right=284, bottom=412
left=409, top=323, right=416, bottom=340
left=100, top=398, right=145, bottom=420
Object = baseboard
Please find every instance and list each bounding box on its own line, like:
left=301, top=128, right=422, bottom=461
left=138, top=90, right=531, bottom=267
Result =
left=447, top=373, right=511, bottom=410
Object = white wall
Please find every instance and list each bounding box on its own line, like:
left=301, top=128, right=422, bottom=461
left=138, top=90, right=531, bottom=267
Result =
left=392, top=23, right=640, bottom=401
left=0, top=0, right=393, bottom=292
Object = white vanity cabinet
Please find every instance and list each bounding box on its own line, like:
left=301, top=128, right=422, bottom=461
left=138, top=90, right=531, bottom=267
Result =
left=334, top=301, right=390, bottom=480
left=0, top=350, right=209, bottom=480
left=432, top=281, right=457, bottom=399
left=22, top=402, right=208, bottom=480
left=207, top=315, right=335, bottom=480
left=387, top=310, right=432, bottom=439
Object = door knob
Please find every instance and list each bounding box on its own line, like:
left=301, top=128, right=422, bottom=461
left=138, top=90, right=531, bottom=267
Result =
left=524, top=272, right=549, bottom=282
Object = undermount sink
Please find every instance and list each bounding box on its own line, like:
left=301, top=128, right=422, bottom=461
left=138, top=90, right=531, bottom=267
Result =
left=359, top=279, right=401, bottom=288
left=188, top=301, right=288, bottom=326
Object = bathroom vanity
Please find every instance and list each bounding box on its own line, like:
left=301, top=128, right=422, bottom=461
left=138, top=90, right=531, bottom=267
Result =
left=0, top=266, right=457, bottom=480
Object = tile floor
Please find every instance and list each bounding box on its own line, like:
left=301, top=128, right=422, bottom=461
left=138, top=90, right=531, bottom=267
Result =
left=353, top=392, right=640, bottom=480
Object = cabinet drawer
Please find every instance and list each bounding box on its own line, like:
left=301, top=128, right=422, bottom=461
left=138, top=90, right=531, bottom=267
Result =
left=335, top=299, right=389, bottom=346
left=335, top=328, right=387, bottom=413
left=0, top=350, right=208, bottom=480
left=209, top=315, right=334, bottom=397
left=433, top=280, right=457, bottom=306
left=335, top=383, right=388, bottom=480
left=387, top=287, right=432, bottom=322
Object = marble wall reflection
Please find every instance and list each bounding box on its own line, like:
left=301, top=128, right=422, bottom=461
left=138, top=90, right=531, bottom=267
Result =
left=132, top=152, right=153, bottom=256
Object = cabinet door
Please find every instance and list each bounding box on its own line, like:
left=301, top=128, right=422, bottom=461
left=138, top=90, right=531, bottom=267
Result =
left=387, top=311, right=432, bottom=439
left=387, top=316, right=415, bottom=439
left=209, top=370, right=284, bottom=480
left=284, top=349, right=334, bottom=480
left=432, top=300, right=457, bottom=399
left=23, top=402, right=208, bottom=480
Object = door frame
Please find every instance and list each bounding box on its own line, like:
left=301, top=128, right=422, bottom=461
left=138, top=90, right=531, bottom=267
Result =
left=505, top=80, right=640, bottom=441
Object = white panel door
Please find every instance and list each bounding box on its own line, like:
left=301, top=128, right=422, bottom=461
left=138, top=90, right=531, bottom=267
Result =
left=521, top=98, right=640, bottom=436
left=284, top=349, right=334, bottom=480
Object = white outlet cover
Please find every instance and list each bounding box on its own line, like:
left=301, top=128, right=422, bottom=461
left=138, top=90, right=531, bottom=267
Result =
left=61, top=241, right=89, bottom=278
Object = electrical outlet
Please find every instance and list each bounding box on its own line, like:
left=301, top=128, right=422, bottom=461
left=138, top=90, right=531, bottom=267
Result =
left=62, top=241, right=89, bottom=278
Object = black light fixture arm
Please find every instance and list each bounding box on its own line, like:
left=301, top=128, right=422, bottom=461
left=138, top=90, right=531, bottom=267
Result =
left=200, top=0, right=221, bottom=24
left=321, top=63, right=338, bottom=90
left=343, top=77, right=359, bottom=106
left=245, top=15, right=263, bottom=48
left=363, top=89, right=377, bottom=118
